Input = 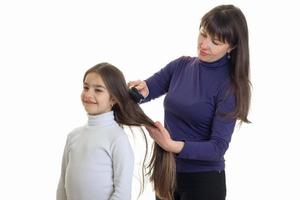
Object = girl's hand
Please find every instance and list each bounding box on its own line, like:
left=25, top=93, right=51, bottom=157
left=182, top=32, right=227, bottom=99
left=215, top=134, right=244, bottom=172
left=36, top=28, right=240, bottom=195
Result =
left=145, top=121, right=184, bottom=153
left=128, top=80, right=149, bottom=98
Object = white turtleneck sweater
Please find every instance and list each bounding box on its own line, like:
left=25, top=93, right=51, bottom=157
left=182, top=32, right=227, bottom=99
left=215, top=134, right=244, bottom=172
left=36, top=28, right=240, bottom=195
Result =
left=56, top=111, right=134, bottom=200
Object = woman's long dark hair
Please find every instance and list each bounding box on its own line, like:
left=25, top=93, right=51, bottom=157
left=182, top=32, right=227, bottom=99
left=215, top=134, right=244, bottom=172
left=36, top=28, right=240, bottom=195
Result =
left=83, top=63, right=156, bottom=197
left=200, top=4, right=251, bottom=123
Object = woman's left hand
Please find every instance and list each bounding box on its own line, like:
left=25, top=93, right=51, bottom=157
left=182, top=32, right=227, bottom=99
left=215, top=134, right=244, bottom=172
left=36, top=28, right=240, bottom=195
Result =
left=145, top=121, right=184, bottom=153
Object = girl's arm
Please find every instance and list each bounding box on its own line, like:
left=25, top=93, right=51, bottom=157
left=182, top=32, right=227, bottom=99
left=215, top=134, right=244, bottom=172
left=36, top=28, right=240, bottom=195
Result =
left=56, top=137, right=69, bottom=200
left=110, top=134, right=134, bottom=200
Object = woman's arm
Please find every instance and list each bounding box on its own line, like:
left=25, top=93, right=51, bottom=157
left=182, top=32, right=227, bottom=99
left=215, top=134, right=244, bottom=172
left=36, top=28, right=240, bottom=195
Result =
left=177, top=85, right=237, bottom=161
left=146, top=121, right=185, bottom=153
left=128, top=57, right=184, bottom=102
left=146, top=86, right=236, bottom=161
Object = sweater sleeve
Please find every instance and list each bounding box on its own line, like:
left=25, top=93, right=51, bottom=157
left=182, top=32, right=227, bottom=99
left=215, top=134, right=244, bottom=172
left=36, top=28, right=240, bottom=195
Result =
left=177, top=82, right=237, bottom=161
left=142, top=57, right=183, bottom=103
left=56, top=136, right=69, bottom=200
left=109, top=134, right=134, bottom=200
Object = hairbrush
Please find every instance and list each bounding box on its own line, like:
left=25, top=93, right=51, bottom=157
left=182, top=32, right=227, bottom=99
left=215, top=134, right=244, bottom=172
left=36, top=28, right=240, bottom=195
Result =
left=128, top=87, right=144, bottom=103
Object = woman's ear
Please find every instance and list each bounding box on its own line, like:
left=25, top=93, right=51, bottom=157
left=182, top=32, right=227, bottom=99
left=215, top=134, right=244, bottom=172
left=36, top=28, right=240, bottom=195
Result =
left=228, top=45, right=237, bottom=53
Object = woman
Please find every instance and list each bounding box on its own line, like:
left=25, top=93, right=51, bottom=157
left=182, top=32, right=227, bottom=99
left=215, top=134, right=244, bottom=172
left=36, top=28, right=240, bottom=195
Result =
left=129, top=4, right=251, bottom=200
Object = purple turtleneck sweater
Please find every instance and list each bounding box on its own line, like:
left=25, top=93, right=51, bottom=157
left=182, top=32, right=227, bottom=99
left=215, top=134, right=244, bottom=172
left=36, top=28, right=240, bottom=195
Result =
left=143, top=55, right=236, bottom=172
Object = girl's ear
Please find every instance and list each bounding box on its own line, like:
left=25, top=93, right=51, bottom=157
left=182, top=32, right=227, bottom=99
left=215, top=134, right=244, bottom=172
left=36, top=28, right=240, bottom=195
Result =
left=110, top=97, right=116, bottom=107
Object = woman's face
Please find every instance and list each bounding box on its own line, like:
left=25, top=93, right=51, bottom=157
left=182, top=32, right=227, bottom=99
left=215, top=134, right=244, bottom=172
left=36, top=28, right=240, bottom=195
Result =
left=197, top=28, right=231, bottom=62
left=81, top=72, right=115, bottom=115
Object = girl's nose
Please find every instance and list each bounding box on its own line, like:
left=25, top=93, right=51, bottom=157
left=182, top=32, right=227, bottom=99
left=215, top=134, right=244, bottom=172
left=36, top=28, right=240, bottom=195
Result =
left=84, top=90, right=94, bottom=99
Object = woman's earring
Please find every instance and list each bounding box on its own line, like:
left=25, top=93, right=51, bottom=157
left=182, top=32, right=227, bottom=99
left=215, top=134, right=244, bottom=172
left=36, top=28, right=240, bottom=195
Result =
left=227, top=52, right=231, bottom=59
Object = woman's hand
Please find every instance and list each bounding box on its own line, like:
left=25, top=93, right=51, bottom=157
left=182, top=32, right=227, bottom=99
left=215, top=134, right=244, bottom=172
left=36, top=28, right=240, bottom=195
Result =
left=128, top=80, right=149, bottom=98
left=145, top=121, right=184, bottom=154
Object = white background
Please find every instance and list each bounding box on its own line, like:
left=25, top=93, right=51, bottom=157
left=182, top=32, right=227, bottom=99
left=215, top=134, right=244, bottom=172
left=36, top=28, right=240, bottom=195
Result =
left=1, top=0, right=300, bottom=199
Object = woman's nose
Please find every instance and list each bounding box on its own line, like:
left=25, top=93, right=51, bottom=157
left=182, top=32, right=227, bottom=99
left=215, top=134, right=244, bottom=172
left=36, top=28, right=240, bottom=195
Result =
left=200, top=38, right=210, bottom=49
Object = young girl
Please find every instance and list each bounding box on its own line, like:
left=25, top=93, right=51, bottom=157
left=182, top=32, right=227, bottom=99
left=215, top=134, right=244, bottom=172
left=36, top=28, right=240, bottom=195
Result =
left=56, top=63, right=155, bottom=200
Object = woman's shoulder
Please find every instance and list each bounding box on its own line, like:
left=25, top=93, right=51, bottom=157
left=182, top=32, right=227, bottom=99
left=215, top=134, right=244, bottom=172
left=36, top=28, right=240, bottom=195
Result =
left=173, top=55, right=198, bottom=65
left=166, top=56, right=198, bottom=72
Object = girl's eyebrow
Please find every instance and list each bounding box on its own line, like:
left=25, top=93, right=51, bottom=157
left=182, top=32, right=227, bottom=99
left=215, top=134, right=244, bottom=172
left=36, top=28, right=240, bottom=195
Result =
left=94, top=85, right=106, bottom=89
left=83, top=82, right=107, bottom=89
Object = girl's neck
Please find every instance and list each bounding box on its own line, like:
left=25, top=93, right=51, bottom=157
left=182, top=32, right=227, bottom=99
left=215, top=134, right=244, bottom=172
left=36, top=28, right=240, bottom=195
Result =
left=87, top=111, right=116, bottom=127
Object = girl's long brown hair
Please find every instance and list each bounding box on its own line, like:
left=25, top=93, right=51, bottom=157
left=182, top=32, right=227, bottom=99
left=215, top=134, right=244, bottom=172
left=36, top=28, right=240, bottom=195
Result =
left=83, top=63, right=153, bottom=196
left=83, top=63, right=175, bottom=199
left=147, top=145, right=176, bottom=200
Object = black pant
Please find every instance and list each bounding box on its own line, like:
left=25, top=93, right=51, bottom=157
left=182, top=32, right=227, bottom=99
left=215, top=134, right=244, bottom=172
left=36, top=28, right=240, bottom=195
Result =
left=156, top=171, right=226, bottom=200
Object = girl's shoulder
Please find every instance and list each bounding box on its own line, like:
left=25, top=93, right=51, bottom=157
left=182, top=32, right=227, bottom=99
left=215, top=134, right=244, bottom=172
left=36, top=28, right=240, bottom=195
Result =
left=105, top=125, right=128, bottom=140
left=67, top=126, right=85, bottom=139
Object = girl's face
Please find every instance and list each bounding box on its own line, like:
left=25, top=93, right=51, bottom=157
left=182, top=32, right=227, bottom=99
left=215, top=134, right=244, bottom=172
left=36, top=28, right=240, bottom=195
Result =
left=197, top=28, right=231, bottom=62
left=81, top=72, right=115, bottom=115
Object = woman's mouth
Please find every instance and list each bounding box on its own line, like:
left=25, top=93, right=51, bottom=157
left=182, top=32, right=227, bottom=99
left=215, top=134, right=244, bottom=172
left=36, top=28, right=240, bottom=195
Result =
left=200, top=50, right=210, bottom=56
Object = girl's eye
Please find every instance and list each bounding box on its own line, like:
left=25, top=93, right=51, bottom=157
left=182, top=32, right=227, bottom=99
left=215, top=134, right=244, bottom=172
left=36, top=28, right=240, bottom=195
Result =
left=95, top=89, right=102, bottom=93
left=83, top=86, right=89, bottom=90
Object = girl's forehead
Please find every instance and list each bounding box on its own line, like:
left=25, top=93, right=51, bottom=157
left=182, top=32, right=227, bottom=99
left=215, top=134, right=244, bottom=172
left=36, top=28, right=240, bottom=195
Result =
left=85, top=72, right=104, bottom=83
left=86, top=72, right=101, bottom=79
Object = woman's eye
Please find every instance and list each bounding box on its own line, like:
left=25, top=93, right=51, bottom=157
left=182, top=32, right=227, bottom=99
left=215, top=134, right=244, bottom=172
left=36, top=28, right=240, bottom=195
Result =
left=83, top=86, right=89, bottom=90
left=95, top=89, right=102, bottom=93
left=200, top=32, right=207, bottom=37
left=212, top=40, right=219, bottom=45
left=212, top=40, right=222, bottom=45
